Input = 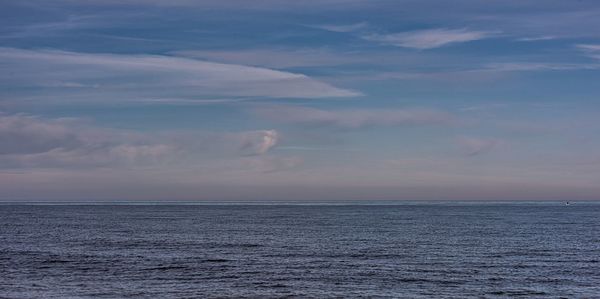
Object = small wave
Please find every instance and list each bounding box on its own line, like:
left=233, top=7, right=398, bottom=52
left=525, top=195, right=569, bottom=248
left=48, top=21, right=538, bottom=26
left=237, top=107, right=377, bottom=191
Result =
left=145, top=265, right=189, bottom=271
left=40, top=259, right=72, bottom=264
left=201, top=258, right=230, bottom=263
left=488, top=290, right=548, bottom=296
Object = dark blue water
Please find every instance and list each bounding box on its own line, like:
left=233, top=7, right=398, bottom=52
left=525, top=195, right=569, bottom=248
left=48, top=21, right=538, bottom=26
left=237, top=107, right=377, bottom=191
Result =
left=1, top=203, right=599, bottom=298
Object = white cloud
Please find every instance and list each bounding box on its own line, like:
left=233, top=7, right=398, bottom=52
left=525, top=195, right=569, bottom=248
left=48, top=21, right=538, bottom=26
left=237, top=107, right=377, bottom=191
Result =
left=362, top=28, right=495, bottom=49
left=252, top=105, right=455, bottom=128
left=0, top=48, right=360, bottom=104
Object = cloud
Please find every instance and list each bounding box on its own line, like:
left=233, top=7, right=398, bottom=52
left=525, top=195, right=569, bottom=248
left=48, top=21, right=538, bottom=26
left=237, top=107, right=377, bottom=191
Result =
left=276, top=146, right=361, bottom=152
left=252, top=105, right=455, bottom=129
left=515, top=35, right=558, bottom=42
left=0, top=114, right=176, bottom=169
left=309, top=22, right=368, bottom=33
left=0, top=48, right=360, bottom=104
left=239, top=130, right=279, bottom=156
left=0, top=114, right=82, bottom=155
left=484, top=62, right=600, bottom=72
left=362, top=28, right=495, bottom=49
left=172, top=48, right=367, bottom=69
left=22, top=0, right=371, bottom=9
left=1, top=13, right=137, bottom=39
left=10, top=144, right=175, bottom=169
left=131, top=98, right=246, bottom=105
left=0, top=113, right=280, bottom=169
left=577, top=44, right=600, bottom=51
left=457, top=136, right=499, bottom=156
left=577, top=44, right=600, bottom=60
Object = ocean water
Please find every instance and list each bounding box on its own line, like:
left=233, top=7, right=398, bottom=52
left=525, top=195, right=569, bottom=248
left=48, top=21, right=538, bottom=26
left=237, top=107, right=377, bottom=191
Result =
left=1, top=202, right=599, bottom=298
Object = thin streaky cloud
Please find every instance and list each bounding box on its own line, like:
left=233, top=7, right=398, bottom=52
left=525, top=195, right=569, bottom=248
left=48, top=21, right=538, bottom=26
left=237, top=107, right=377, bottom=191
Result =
left=308, top=22, right=368, bottom=33
left=515, top=35, right=558, bottom=42
left=25, top=0, right=373, bottom=9
left=577, top=44, right=600, bottom=51
left=483, top=62, right=600, bottom=72
left=362, top=28, right=497, bottom=49
left=319, top=60, right=600, bottom=84
left=0, top=48, right=361, bottom=102
left=131, top=98, right=247, bottom=105
left=0, top=12, right=147, bottom=39
left=576, top=44, right=600, bottom=60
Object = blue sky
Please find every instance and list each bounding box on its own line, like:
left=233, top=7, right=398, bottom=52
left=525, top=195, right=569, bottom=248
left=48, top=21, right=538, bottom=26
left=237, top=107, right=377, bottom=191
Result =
left=1, top=0, right=600, bottom=201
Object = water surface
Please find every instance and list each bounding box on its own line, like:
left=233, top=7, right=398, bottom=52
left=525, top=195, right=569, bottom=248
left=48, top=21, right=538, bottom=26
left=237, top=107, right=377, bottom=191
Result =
left=1, top=202, right=599, bottom=298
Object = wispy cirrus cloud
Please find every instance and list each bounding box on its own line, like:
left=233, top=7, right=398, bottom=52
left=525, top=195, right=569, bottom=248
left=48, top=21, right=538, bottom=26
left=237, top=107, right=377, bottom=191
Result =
left=362, top=28, right=496, bottom=49
left=0, top=48, right=360, bottom=105
left=252, top=105, right=455, bottom=129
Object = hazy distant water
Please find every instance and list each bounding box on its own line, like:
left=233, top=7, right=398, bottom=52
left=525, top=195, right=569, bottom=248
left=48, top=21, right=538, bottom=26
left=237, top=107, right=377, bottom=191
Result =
left=1, top=202, right=599, bottom=298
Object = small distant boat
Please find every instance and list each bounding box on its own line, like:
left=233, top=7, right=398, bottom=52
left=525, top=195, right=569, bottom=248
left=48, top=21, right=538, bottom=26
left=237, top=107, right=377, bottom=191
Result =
left=565, top=201, right=570, bottom=206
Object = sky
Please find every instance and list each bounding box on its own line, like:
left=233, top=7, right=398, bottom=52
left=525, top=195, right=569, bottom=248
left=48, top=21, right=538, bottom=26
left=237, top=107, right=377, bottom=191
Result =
left=1, top=0, right=600, bottom=201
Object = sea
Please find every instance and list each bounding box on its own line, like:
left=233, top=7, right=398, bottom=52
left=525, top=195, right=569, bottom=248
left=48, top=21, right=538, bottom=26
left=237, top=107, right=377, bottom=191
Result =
left=1, top=202, right=599, bottom=298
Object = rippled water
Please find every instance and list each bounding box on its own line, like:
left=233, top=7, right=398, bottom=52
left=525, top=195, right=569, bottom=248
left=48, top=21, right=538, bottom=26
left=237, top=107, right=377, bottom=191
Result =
left=1, top=203, right=599, bottom=298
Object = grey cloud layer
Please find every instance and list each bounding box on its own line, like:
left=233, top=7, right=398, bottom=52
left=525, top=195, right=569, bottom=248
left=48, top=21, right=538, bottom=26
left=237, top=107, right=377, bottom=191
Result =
left=0, top=113, right=280, bottom=169
left=0, top=114, right=174, bottom=168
